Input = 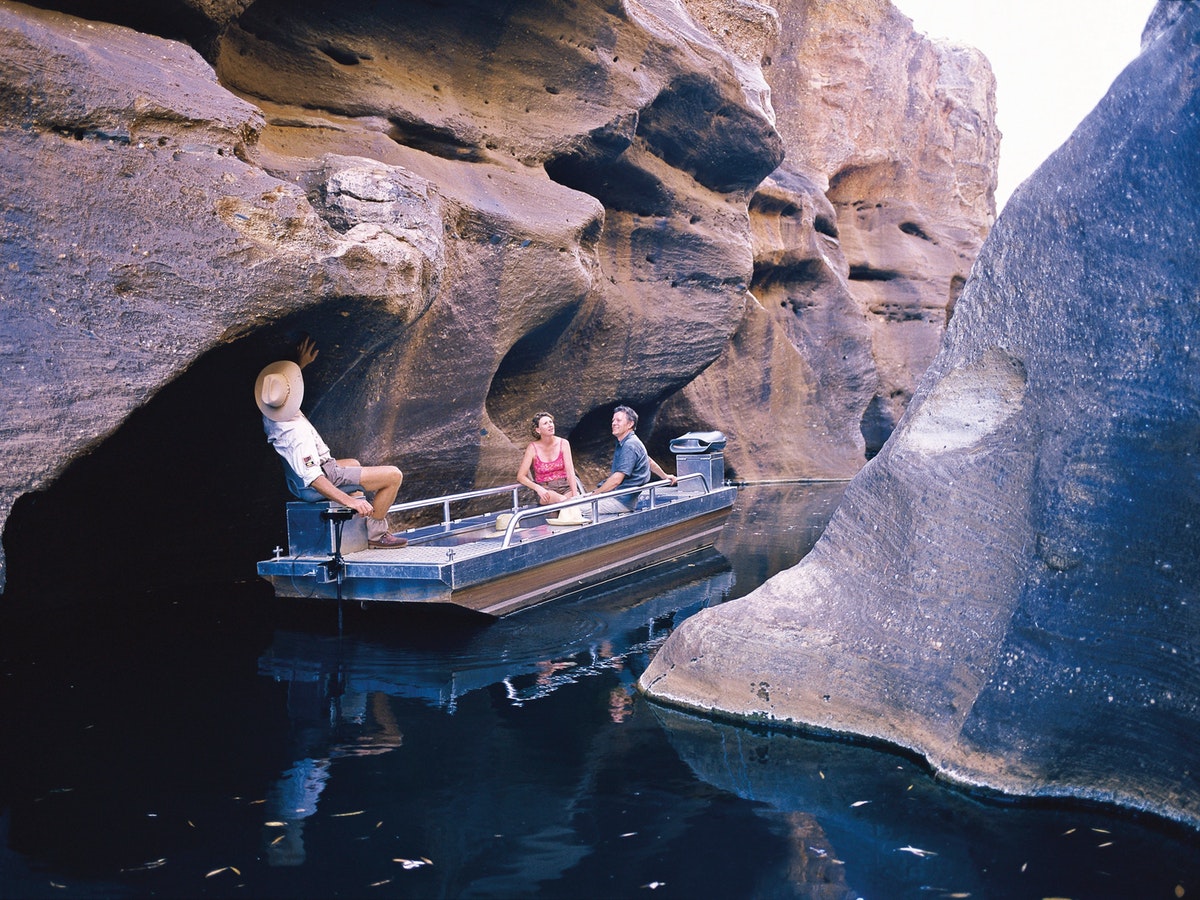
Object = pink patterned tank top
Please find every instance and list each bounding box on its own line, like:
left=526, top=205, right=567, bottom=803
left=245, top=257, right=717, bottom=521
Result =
left=532, top=443, right=568, bottom=484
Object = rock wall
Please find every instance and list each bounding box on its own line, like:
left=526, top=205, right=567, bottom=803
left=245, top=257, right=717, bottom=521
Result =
left=642, top=1, right=1200, bottom=829
left=659, top=0, right=996, bottom=477
left=0, top=0, right=994, bottom=599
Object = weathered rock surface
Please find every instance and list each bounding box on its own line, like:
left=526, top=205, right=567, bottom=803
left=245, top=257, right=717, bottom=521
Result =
left=642, top=2, right=1200, bottom=828
left=659, top=0, right=997, bottom=478
left=0, top=0, right=995, bottom=598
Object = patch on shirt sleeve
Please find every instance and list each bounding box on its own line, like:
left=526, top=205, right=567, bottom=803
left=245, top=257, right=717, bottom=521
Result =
left=302, top=454, right=318, bottom=469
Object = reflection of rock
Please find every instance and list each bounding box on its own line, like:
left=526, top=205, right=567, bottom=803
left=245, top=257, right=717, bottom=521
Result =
left=643, top=4, right=1200, bottom=829
left=654, top=707, right=945, bottom=899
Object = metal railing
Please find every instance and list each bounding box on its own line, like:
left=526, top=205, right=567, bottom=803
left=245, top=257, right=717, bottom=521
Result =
left=494, top=471, right=712, bottom=548
left=382, top=482, right=524, bottom=528
left=332, top=471, right=716, bottom=548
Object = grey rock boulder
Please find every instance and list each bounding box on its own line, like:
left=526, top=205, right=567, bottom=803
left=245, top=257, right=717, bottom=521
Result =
left=642, top=2, right=1200, bottom=829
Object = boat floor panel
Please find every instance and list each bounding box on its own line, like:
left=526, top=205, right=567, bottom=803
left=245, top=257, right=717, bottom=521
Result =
left=345, top=519, right=620, bottom=564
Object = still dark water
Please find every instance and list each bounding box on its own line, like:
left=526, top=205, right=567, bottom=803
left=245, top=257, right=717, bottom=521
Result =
left=1, top=483, right=1197, bottom=899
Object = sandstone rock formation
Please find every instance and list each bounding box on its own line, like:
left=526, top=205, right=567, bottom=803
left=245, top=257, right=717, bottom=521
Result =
left=659, top=0, right=997, bottom=478
left=642, top=1, right=1200, bottom=829
left=0, top=0, right=995, bottom=600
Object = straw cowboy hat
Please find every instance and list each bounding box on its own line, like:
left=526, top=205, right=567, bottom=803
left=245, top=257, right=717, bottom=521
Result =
left=547, top=505, right=588, bottom=526
left=255, top=360, right=304, bottom=422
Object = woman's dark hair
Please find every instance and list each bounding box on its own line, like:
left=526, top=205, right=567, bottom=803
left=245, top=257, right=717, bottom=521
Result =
left=531, top=411, right=554, bottom=437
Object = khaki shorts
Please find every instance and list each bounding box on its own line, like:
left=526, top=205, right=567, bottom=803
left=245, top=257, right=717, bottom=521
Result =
left=321, top=458, right=364, bottom=488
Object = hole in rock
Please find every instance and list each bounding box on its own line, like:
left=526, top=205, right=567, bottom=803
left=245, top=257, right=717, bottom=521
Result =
left=814, top=214, right=839, bottom=239
left=485, top=306, right=580, bottom=442
left=388, top=117, right=485, bottom=162
left=545, top=154, right=673, bottom=217
left=319, top=43, right=366, bottom=66
left=28, top=0, right=216, bottom=49
left=754, top=258, right=827, bottom=300
left=860, top=393, right=900, bottom=460
left=899, top=221, right=932, bottom=242
left=636, top=74, right=783, bottom=193
left=849, top=265, right=902, bottom=282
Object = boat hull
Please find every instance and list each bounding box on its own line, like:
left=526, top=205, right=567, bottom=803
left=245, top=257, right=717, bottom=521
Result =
left=258, top=485, right=736, bottom=617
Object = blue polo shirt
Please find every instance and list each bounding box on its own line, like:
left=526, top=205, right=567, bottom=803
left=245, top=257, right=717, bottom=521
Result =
left=608, top=432, right=650, bottom=510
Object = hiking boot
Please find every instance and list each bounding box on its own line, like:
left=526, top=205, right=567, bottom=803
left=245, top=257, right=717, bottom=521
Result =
left=368, top=533, right=408, bottom=549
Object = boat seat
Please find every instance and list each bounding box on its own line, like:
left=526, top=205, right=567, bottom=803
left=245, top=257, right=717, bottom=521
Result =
left=290, top=483, right=369, bottom=504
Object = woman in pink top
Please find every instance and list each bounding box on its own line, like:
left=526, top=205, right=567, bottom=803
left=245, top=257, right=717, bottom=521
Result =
left=516, top=411, right=581, bottom=505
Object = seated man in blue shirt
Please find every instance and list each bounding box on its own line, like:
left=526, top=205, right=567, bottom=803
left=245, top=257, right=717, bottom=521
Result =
left=591, top=405, right=677, bottom=515
left=255, top=338, right=407, bottom=548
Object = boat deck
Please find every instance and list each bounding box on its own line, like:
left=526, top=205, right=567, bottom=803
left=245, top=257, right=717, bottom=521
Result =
left=258, top=475, right=736, bottom=616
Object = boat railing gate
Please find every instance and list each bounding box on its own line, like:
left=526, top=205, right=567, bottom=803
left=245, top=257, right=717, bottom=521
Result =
left=384, top=482, right=525, bottom=529
left=492, top=471, right=713, bottom=548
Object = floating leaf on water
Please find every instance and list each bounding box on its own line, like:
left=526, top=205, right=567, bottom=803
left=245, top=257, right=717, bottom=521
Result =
left=250, top=798, right=266, bottom=805
left=1097, top=841, right=1113, bottom=848
left=265, top=821, right=287, bottom=828
left=896, top=845, right=937, bottom=858
left=850, top=800, right=871, bottom=807
left=187, top=820, right=195, bottom=828
left=204, top=868, right=228, bottom=878
left=121, top=859, right=167, bottom=872
left=621, top=832, right=638, bottom=838
left=370, top=879, right=392, bottom=887
left=393, top=858, right=432, bottom=869
left=642, top=882, right=666, bottom=890
left=818, top=771, right=825, bottom=779
left=1091, top=828, right=1110, bottom=834
left=50, top=882, right=68, bottom=889
left=1174, top=885, right=1184, bottom=898
left=332, top=810, right=365, bottom=817
left=1021, top=863, right=1028, bottom=872
left=1062, top=828, right=1077, bottom=835
left=270, top=835, right=285, bottom=846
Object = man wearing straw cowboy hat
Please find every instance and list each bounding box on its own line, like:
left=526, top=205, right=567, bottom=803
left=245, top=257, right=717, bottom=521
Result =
left=255, top=337, right=408, bottom=548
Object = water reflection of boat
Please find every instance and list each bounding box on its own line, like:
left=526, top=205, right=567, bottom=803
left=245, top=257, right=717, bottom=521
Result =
left=259, top=550, right=734, bottom=713
left=257, top=439, right=735, bottom=617
left=256, top=557, right=732, bottom=868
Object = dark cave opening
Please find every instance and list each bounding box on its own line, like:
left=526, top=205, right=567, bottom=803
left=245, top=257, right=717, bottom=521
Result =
left=0, top=307, right=398, bottom=606
left=2, top=339, right=287, bottom=605
left=22, top=0, right=220, bottom=55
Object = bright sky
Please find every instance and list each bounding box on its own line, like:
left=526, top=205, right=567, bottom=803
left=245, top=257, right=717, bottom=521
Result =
left=891, top=0, right=1157, bottom=211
